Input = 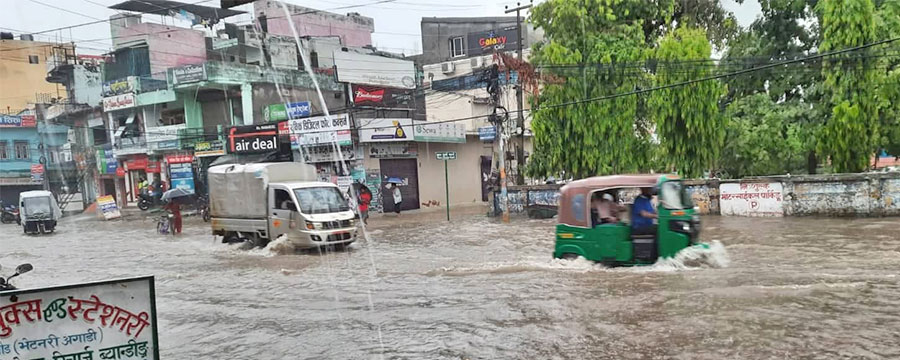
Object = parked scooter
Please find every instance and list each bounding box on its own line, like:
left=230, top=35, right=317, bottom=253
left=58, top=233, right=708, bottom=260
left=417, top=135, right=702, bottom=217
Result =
left=1, top=203, right=19, bottom=224
left=0, top=263, right=33, bottom=292
left=137, top=189, right=163, bottom=211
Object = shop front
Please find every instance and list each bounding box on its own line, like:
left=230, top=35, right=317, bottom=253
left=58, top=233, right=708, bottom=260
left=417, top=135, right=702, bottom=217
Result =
left=358, top=118, right=420, bottom=212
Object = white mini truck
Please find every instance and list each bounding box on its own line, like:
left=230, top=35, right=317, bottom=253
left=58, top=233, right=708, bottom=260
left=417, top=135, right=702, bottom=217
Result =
left=208, top=162, right=357, bottom=248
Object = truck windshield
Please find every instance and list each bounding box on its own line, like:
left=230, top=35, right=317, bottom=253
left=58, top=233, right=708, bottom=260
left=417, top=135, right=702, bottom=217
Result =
left=293, top=187, right=350, bottom=214
left=659, top=181, right=694, bottom=210
left=23, top=197, right=52, bottom=217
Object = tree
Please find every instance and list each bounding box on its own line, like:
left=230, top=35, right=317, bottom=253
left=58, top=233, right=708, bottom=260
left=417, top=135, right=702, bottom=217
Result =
left=526, top=0, right=671, bottom=179
left=874, top=0, right=900, bottom=157
left=721, top=94, right=808, bottom=178
left=649, top=27, right=726, bottom=178
left=817, top=0, right=881, bottom=173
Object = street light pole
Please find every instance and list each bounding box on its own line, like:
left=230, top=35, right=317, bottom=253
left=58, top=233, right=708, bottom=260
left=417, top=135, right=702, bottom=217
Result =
left=505, top=1, right=531, bottom=186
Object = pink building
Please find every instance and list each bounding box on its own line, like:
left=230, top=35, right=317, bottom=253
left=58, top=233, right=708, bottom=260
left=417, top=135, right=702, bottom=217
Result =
left=109, top=14, right=207, bottom=80
left=253, top=0, right=374, bottom=47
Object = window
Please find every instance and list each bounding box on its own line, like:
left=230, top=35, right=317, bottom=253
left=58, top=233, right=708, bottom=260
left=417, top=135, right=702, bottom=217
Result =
left=28, top=55, right=39, bottom=64
left=0, top=142, right=7, bottom=160
left=274, top=189, right=294, bottom=210
left=449, top=37, right=465, bottom=58
left=310, top=51, right=319, bottom=68
left=49, top=149, right=57, bottom=164
left=572, top=193, right=586, bottom=223
left=14, top=141, right=29, bottom=160
left=293, top=187, right=350, bottom=214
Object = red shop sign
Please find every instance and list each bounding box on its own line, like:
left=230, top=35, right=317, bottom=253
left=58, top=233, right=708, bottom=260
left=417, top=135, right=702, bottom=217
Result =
left=146, top=161, right=161, bottom=173
left=165, top=154, right=194, bottom=164
left=125, top=155, right=149, bottom=170
left=115, top=167, right=126, bottom=177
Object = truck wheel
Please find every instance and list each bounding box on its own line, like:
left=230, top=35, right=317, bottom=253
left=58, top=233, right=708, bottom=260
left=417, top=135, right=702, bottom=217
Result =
left=560, top=253, right=580, bottom=260
left=222, top=233, right=240, bottom=244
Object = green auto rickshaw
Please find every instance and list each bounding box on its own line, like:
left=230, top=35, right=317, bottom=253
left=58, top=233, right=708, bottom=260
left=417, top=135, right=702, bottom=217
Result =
left=553, top=174, right=705, bottom=266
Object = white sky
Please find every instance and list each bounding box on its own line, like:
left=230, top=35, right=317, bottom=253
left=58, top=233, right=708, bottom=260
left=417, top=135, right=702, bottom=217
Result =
left=0, top=0, right=762, bottom=56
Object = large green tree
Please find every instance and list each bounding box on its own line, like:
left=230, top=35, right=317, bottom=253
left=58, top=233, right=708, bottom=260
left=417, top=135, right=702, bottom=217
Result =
left=649, top=27, right=726, bottom=178
left=817, top=0, right=881, bottom=172
left=526, top=0, right=672, bottom=179
left=721, top=94, right=808, bottom=178
left=874, top=0, right=900, bottom=157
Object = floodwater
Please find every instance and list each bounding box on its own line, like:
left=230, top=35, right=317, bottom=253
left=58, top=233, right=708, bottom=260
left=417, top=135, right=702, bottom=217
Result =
left=2, top=210, right=899, bottom=359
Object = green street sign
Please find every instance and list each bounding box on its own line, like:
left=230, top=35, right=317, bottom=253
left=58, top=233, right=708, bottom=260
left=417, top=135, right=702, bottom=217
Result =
left=436, top=151, right=457, bottom=160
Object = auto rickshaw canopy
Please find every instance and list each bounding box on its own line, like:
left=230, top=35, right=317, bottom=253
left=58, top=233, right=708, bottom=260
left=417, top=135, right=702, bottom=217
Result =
left=558, top=174, right=679, bottom=228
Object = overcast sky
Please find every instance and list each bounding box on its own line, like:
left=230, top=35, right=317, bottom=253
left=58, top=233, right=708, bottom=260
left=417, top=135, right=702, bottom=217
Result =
left=1, top=0, right=761, bottom=56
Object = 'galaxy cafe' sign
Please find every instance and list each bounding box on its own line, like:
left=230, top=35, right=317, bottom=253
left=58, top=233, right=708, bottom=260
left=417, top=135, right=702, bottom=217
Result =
left=228, top=123, right=285, bottom=154
left=467, top=27, right=518, bottom=55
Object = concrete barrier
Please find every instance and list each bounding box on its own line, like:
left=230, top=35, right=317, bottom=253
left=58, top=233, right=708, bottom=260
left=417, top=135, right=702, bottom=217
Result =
left=491, top=172, right=900, bottom=217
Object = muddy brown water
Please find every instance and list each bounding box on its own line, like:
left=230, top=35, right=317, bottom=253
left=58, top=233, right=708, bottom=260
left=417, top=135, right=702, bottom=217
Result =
left=1, top=212, right=898, bottom=359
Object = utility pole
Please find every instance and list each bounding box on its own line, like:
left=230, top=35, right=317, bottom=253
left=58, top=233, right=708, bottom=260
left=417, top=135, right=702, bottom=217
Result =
left=484, top=64, right=509, bottom=223
left=505, top=1, right=531, bottom=185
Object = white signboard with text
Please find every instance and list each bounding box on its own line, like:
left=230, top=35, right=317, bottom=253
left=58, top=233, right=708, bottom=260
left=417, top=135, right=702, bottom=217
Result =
left=333, top=51, right=416, bottom=89
left=102, top=94, right=136, bottom=112
left=289, top=114, right=352, bottom=147
left=719, top=182, right=784, bottom=217
left=0, top=276, right=159, bottom=359
left=413, top=121, right=466, bottom=143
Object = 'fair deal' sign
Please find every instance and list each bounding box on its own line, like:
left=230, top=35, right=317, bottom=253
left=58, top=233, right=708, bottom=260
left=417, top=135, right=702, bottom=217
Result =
left=0, top=276, right=159, bottom=359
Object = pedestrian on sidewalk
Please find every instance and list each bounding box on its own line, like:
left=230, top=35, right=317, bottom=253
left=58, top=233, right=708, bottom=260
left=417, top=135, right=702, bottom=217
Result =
left=391, top=183, right=402, bottom=216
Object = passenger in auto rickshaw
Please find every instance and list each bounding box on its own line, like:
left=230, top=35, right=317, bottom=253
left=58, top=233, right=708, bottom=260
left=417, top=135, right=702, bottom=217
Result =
left=591, top=192, right=622, bottom=226
left=631, top=187, right=658, bottom=235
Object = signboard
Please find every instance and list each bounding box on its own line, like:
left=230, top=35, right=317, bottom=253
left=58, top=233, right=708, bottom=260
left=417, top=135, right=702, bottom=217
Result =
left=351, top=85, right=414, bottom=109
left=264, top=101, right=311, bottom=122
left=466, top=26, right=518, bottom=55
left=193, top=140, right=225, bottom=157
left=478, top=126, right=496, bottom=141
left=212, top=38, right=238, bottom=50
left=335, top=175, right=353, bottom=193
left=124, top=155, right=149, bottom=171
left=333, top=51, right=416, bottom=89
left=102, top=77, right=137, bottom=97
left=289, top=114, right=352, bottom=147
left=0, top=115, right=37, bottom=128
left=168, top=162, right=195, bottom=194
left=96, top=194, right=122, bottom=220
left=116, top=167, right=126, bottom=177
left=96, top=149, right=118, bottom=175
left=0, top=276, right=158, bottom=358
left=30, top=164, right=44, bottom=183
left=368, top=143, right=417, bottom=158
left=295, top=145, right=361, bottom=163
left=144, top=124, right=184, bottom=144
left=436, top=151, right=457, bottom=160
left=172, top=64, right=206, bottom=85
left=227, top=123, right=280, bottom=154
left=165, top=154, right=193, bottom=164
left=413, top=121, right=466, bottom=143
left=154, top=140, right=180, bottom=151
left=358, top=118, right=413, bottom=143
left=719, top=182, right=784, bottom=217
left=102, top=93, right=136, bottom=112
left=145, top=161, right=161, bottom=174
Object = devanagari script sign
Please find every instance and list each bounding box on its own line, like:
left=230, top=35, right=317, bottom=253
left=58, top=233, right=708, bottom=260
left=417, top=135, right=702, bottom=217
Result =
left=0, top=276, right=159, bottom=360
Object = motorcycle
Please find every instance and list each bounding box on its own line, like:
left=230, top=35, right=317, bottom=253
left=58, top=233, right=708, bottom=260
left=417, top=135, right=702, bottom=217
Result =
left=1, top=204, right=19, bottom=224
left=137, top=190, right=163, bottom=211
left=0, top=263, right=34, bottom=292
left=198, top=194, right=210, bottom=222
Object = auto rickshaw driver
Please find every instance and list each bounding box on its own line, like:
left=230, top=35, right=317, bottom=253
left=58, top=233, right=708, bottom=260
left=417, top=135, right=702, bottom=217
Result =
left=631, top=187, right=658, bottom=235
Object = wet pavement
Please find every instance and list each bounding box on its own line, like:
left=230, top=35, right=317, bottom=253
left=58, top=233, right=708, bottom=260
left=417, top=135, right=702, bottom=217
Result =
left=1, top=209, right=899, bottom=359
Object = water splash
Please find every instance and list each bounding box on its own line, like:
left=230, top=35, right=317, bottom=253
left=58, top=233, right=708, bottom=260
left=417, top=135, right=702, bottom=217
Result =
left=643, top=240, right=730, bottom=272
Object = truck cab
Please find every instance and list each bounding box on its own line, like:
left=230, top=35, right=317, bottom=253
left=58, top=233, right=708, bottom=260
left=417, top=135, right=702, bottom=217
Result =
left=267, top=181, right=357, bottom=249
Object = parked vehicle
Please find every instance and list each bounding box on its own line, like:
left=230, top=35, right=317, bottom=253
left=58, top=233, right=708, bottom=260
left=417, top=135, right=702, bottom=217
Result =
left=553, top=174, right=707, bottom=266
left=198, top=194, right=210, bottom=222
left=208, top=163, right=357, bottom=248
left=137, top=190, right=163, bottom=211
left=0, top=263, right=33, bottom=292
left=19, top=190, right=61, bottom=234
left=1, top=203, right=19, bottom=224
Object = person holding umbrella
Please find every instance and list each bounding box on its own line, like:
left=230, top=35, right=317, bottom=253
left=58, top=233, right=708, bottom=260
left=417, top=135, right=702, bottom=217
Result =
left=354, top=183, right=372, bottom=224
left=161, top=187, right=192, bottom=235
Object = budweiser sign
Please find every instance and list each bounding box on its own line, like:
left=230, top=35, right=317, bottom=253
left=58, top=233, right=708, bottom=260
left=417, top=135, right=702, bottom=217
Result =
left=354, top=87, right=385, bottom=103
left=351, top=85, right=414, bottom=109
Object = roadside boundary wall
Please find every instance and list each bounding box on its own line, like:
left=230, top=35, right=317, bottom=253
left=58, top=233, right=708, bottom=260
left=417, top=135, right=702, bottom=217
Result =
left=491, top=172, right=900, bottom=217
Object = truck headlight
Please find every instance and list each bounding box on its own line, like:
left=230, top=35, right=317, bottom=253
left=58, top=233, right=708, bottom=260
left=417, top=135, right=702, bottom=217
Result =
left=306, top=222, right=321, bottom=230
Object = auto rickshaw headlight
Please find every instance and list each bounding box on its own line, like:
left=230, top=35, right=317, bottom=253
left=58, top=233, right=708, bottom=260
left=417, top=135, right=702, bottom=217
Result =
left=681, top=222, right=691, bottom=232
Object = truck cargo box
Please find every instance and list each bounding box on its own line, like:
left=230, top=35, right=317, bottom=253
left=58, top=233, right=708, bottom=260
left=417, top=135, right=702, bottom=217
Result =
left=208, top=162, right=317, bottom=219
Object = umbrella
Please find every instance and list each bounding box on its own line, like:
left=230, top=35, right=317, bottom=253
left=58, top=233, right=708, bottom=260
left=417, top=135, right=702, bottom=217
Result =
left=386, top=177, right=403, bottom=184
left=161, top=187, right=193, bottom=202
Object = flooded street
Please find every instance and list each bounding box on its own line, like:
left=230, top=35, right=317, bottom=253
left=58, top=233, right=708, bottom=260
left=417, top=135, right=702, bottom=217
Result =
left=2, top=211, right=899, bottom=359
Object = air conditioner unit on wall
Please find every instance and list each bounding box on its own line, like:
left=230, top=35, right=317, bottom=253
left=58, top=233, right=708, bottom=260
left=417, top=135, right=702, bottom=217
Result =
left=441, top=62, right=455, bottom=74
left=470, top=57, right=483, bottom=68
